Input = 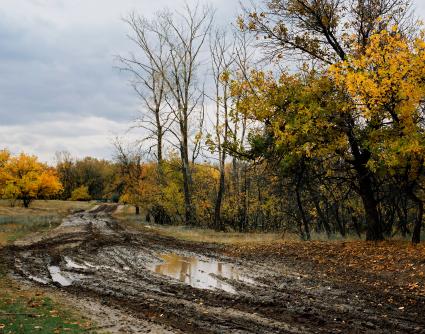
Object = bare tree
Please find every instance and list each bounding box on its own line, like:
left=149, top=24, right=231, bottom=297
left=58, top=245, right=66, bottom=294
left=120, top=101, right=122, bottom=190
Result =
left=230, top=30, right=257, bottom=230
left=122, top=3, right=214, bottom=226
left=118, top=13, right=170, bottom=168
left=161, top=4, right=213, bottom=226
left=208, top=29, right=235, bottom=230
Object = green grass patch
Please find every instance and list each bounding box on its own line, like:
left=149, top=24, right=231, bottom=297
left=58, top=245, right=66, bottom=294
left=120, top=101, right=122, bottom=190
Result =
left=0, top=294, right=93, bottom=333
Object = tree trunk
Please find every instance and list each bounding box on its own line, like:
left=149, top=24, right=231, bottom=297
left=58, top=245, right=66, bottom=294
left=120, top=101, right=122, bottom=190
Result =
left=296, top=186, right=310, bottom=240
left=311, top=195, right=331, bottom=236
left=239, top=166, right=249, bottom=232
left=181, top=141, right=195, bottom=226
left=347, top=121, right=383, bottom=241
left=22, top=198, right=31, bottom=208
left=358, top=176, right=383, bottom=241
left=135, top=205, right=140, bottom=215
left=411, top=195, right=423, bottom=244
left=352, top=216, right=362, bottom=238
left=351, top=158, right=383, bottom=240
left=395, top=203, right=409, bottom=238
left=334, top=204, right=346, bottom=237
left=214, top=167, right=225, bottom=231
left=156, top=108, right=163, bottom=165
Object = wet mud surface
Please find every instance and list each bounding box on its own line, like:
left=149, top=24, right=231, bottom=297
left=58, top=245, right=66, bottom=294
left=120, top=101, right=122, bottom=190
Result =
left=3, top=205, right=425, bottom=333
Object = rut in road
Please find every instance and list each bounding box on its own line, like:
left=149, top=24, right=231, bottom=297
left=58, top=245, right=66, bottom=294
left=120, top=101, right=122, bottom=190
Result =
left=5, top=205, right=425, bottom=333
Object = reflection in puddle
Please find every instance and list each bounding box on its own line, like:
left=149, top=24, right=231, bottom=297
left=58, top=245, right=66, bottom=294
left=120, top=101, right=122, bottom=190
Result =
left=148, top=253, right=253, bottom=293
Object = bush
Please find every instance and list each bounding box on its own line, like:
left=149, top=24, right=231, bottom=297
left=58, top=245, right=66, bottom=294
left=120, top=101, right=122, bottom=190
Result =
left=69, top=186, right=91, bottom=201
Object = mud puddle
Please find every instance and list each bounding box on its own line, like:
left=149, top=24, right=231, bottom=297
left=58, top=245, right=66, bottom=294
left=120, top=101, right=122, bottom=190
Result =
left=48, top=265, right=73, bottom=286
left=148, top=253, right=254, bottom=293
left=5, top=205, right=425, bottom=334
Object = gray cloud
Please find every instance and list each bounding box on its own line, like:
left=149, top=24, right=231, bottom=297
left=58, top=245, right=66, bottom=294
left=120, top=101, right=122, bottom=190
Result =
left=0, top=0, right=424, bottom=163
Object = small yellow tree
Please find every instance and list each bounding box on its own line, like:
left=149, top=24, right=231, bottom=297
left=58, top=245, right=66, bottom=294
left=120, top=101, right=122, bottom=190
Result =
left=0, top=152, right=63, bottom=208
left=70, top=185, right=91, bottom=201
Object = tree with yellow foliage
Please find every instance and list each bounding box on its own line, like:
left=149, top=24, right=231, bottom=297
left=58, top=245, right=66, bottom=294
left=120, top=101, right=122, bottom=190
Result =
left=0, top=152, right=63, bottom=208
left=231, top=25, right=425, bottom=241
left=0, top=149, right=10, bottom=167
left=70, top=185, right=91, bottom=201
left=236, top=0, right=420, bottom=241
left=330, top=28, right=425, bottom=243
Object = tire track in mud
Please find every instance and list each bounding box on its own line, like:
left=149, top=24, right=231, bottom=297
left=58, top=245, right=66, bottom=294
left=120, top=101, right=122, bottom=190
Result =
left=4, top=205, right=425, bottom=333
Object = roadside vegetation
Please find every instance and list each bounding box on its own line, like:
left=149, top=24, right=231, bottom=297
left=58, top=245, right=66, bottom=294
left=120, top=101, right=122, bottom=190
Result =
left=0, top=285, right=93, bottom=334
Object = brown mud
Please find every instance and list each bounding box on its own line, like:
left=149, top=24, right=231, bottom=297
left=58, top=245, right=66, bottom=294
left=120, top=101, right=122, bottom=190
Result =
left=2, top=204, right=425, bottom=333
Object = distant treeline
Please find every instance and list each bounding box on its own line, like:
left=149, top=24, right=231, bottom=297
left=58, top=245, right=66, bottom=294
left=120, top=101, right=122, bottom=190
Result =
left=55, top=152, right=119, bottom=202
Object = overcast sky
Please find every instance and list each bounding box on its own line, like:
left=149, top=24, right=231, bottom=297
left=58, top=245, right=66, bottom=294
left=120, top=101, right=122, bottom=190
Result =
left=0, top=0, right=424, bottom=163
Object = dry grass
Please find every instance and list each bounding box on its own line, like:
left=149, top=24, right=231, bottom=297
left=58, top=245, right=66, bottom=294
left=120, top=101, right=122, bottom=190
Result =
left=116, top=212, right=293, bottom=245
left=0, top=221, right=57, bottom=246
left=145, top=226, right=364, bottom=244
left=150, top=225, right=290, bottom=244
left=0, top=200, right=95, bottom=217
left=0, top=228, right=16, bottom=246
left=0, top=200, right=96, bottom=246
left=116, top=208, right=365, bottom=245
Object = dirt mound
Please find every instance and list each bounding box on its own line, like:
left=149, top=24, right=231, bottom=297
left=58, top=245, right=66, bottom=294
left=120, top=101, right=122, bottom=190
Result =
left=88, top=204, right=120, bottom=214
left=11, top=204, right=123, bottom=250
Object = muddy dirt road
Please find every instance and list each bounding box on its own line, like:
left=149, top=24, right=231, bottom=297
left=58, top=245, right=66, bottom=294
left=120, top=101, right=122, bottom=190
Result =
left=3, top=205, right=425, bottom=333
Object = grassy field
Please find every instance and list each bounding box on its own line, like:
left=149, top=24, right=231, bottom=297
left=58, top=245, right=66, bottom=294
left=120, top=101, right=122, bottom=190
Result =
left=0, top=200, right=98, bottom=333
left=0, top=200, right=94, bottom=217
left=0, top=200, right=95, bottom=246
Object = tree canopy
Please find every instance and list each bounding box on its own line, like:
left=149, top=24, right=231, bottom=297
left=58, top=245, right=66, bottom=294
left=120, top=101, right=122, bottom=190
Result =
left=0, top=151, right=63, bottom=208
